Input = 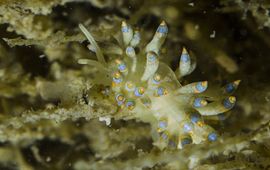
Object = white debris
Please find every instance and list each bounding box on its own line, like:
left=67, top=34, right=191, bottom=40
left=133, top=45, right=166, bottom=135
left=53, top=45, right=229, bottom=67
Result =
left=99, top=116, right=111, bottom=126
left=210, top=30, right=216, bottom=38
left=188, top=2, right=194, bottom=7
left=39, top=54, right=46, bottom=58
left=46, top=156, right=51, bottom=162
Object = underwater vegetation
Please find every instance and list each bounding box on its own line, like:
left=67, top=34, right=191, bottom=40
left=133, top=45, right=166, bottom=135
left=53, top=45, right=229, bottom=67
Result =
left=0, top=0, right=270, bottom=169
left=79, top=21, right=240, bottom=150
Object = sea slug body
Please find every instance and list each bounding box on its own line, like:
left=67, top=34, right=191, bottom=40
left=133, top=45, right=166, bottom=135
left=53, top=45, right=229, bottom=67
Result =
left=78, top=21, right=240, bottom=149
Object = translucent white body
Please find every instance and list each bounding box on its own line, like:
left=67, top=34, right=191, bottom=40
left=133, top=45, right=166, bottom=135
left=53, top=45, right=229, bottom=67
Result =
left=78, top=22, right=240, bottom=149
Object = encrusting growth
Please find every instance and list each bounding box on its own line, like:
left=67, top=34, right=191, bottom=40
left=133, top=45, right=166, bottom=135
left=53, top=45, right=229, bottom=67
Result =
left=78, top=21, right=240, bottom=149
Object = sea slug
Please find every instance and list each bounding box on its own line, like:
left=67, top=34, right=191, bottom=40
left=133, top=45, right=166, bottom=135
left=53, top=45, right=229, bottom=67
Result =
left=78, top=21, right=240, bottom=149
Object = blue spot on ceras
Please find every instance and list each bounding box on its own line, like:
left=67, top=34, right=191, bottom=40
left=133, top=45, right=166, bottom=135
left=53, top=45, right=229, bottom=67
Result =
left=181, top=53, right=190, bottom=63
left=157, top=87, right=166, bottom=96
left=181, top=137, right=192, bottom=146
left=126, top=46, right=134, bottom=54
left=121, top=26, right=129, bottom=33
left=195, top=82, right=207, bottom=93
left=193, top=98, right=206, bottom=108
left=183, top=122, right=194, bottom=133
left=225, top=83, right=235, bottom=93
left=125, top=100, right=135, bottom=110
left=134, top=87, right=144, bottom=97
left=157, top=25, right=168, bottom=34
left=148, top=54, right=157, bottom=62
left=223, top=97, right=235, bottom=109
left=118, top=63, right=127, bottom=72
left=160, top=132, right=168, bottom=140
left=208, top=132, right=218, bottom=142
left=153, top=78, right=160, bottom=84
left=190, top=113, right=201, bottom=124
left=115, top=94, right=125, bottom=106
left=158, top=121, right=167, bottom=129
left=113, top=77, right=122, bottom=84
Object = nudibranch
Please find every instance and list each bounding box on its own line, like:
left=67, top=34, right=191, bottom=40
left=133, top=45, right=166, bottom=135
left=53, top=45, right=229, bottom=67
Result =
left=78, top=21, right=240, bottom=149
